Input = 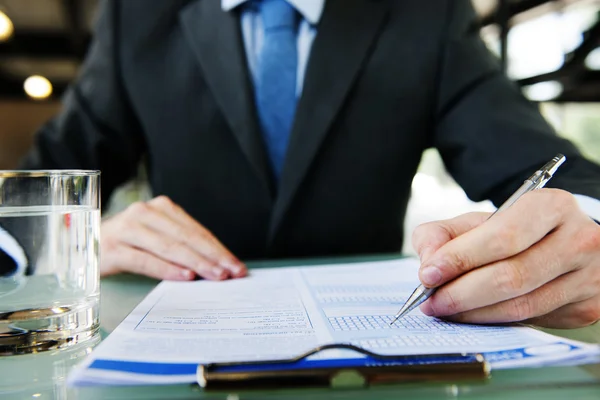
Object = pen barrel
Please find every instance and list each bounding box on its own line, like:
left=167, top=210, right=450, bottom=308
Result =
left=493, top=179, right=536, bottom=215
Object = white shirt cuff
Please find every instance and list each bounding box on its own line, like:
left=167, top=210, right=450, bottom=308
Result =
left=573, top=194, right=600, bottom=222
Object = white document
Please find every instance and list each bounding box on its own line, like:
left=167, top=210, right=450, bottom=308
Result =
left=69, top=259, right=600, bottom=386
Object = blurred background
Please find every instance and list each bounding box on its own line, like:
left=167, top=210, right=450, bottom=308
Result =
left=0, top=0, right=599, bottom=253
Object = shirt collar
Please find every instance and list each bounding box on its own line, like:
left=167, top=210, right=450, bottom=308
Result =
left=221, top=0, right=325, bottom=25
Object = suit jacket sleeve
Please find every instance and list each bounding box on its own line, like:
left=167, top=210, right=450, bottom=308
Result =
left=433, top=0, right=600, bottom=206
left=20, top=0, right=145, bottom=206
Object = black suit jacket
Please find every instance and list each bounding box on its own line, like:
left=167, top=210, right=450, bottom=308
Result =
left=21, top=0, right=600, bottom=260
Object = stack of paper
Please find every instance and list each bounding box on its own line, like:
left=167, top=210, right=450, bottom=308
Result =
left=68, top=259, right=600, bottom=386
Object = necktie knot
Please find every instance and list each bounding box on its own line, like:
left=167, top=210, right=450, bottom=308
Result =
left=259, top=0, right=299, bottom=31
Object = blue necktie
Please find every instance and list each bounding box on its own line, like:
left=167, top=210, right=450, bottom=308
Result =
left=254, top=0, right=299, bottom=181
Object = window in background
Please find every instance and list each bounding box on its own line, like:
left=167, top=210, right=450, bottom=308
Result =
left=542, top=103, right=600, bottom=165
left=507, top=4, right=597, bottom=80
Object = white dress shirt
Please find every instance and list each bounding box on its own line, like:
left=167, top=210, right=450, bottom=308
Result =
left=221, top=0, right=323, bottom=96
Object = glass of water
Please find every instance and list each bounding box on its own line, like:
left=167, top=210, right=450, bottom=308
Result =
left=0, top=170, right=100, bottom=355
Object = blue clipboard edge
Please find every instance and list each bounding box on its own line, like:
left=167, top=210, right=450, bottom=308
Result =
left=88, top=343, right=484, bottom=376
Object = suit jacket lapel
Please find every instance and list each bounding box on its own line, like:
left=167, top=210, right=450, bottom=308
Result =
left=269, top=0, right=390, bottom=240
left=179, top=0, right=274, bottom=195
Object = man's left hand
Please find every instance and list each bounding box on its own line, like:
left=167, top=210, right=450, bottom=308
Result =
left=412, top=188, right=600, bottom=329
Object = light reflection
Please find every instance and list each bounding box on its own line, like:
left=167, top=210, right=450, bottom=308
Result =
left=24, top=75, right=53, bottom=100
left=523, top=81, right=563, bottom=102
left=0, top=10, right=13, bottom=41
left=585, top=47, right=600, bottom=70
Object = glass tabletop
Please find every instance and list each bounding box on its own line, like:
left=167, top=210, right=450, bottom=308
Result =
left=1, top=254, right=599, bottom=399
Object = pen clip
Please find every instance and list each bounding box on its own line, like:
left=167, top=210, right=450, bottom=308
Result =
left=531, top=154, right=566, bottom=189
left=530, top=170, right=552, bottom=189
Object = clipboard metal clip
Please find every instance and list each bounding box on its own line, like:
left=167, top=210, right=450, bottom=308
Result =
left=197, top=343, right=491, bottom=391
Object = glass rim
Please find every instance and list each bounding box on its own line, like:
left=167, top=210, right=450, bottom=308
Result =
left=0, top=170, right=100, bottom=178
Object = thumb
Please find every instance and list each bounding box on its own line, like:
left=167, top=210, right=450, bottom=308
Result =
left=412, top=212, right=491, bottom=264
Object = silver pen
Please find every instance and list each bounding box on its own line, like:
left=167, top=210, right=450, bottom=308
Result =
left=390, top=154, right=567, bottom=326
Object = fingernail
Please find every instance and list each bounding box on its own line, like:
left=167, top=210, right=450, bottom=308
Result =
left=421, top=266, right=442, bottom=286
left=181, top=270, right=195, bottom=280
left=212, top=268, right=228, bottom=280
left=221, top=261, right=245, bottom=275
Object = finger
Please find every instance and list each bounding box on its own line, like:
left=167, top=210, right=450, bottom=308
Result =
left=112, top=245, right=196, bottom=281
left=434, top=267, right=598, bottom=325
left=412, top=212, right=490, bottom=263
left=420, top=189, right=575, bottom=288
left=148, top=196, right=246, bottom=277
left=421, top=229, right=569, bottom=316
left=525, top=297, right=600, bottom=329
left=127, top=199, right=242, bottom=278
left=119, top=218, right=229, bottom=281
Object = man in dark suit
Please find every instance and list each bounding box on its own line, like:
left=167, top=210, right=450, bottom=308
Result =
left=20, top=0, right=600, bottom=328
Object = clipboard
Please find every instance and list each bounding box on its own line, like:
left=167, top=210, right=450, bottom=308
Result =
left=197, top=343, right=491, bottom=390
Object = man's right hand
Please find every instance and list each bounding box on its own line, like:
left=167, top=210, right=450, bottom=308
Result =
left=100, top=195, right=247, bottom=281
